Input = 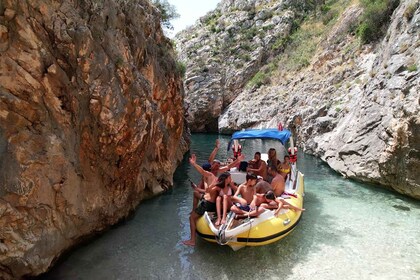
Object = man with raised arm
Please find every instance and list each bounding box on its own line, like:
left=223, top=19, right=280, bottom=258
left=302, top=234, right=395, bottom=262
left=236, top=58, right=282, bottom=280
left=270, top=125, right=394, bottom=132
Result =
left=207, top=139, right=245, bottom=176
left=183, top=172, right=230, bottom=246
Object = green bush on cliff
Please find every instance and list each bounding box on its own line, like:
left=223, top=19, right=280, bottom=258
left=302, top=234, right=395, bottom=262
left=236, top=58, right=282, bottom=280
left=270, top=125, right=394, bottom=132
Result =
left=152, top=0, right=180, bottom=30
left=248, top=71, right=270, bottom=88
left=357, top=0, right=400, bottom=44
left=176, top=61, right=186, bottom=77
left=404, top=1, right=419, bottom=20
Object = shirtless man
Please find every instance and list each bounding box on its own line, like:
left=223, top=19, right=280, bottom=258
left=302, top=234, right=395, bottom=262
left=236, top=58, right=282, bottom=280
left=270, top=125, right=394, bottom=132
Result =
left=255, top=180, right=272, bottom=194
left=268, top=166, right=285, bottom=196
left=230, top=173, right=258, bottom=216
left=235, top=191, right=274, bottom=219
left=257, top=191, right=305, bottom=214
left=183, top=173, right=227, bottom=246
left=204, top=139, right=245, bottom=176
left=190, top=163, right=212, bottom=211
left=247, top=152, right=267, bottom=180
left=236, top=190, right=304, bottom=219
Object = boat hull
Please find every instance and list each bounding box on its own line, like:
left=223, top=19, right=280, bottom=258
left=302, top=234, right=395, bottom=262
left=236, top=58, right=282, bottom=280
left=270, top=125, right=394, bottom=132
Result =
left=196, top=170, right=305, bottom=249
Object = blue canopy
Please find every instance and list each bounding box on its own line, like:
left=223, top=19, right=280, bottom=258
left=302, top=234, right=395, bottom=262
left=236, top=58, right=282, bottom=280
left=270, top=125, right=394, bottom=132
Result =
left=228, top=128, right=291, bottom=150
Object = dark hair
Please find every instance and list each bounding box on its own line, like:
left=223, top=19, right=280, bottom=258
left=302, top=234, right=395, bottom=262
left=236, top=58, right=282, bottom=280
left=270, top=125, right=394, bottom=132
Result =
left=284, top=155, right=290, bottom=159
left=268, top=166, right=278, bottom=173
left=239, top=161, right=248, bottom=171
left=265, top=191, right=275, bottom=200
left=216, top=172, right=231, bottom=187
left=255, top=152, right=261, bottom=156
left=201, top=163, right=211, bottom=171
left=246, top=173, right=257, bottom=181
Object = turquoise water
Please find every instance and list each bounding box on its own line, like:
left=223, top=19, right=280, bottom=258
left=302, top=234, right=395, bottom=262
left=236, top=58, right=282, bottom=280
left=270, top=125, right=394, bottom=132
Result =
left=43, top=134, right=420, bottom=280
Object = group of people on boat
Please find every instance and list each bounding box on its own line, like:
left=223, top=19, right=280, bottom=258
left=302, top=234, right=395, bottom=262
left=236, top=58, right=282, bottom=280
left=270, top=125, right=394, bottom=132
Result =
left=182, top=140, right=304, bottom=246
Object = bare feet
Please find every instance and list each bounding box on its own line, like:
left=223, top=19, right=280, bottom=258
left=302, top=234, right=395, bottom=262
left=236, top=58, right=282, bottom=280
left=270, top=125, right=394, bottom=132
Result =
left=215, top=218, right=221, bottom=226
left=221, top=218, right=226, bottom=225
left=182, top=240, right=195, bottom=246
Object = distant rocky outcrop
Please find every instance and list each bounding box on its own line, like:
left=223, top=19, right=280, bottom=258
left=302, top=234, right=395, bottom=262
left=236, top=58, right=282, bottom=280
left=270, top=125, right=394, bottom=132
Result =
left=0, top=0, right=188, bottom=278
left=175, top=0, right=297, bottom=131
left=178, top=0, right=419, bottom=199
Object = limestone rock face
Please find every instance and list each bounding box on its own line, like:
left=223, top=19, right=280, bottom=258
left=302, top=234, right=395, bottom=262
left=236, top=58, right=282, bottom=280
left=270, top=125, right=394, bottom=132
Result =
left=0, top=0, right=188, bottom=278
left=175, top=0, right=296, bottom=132
left=218, top=1, right=420, bottom=198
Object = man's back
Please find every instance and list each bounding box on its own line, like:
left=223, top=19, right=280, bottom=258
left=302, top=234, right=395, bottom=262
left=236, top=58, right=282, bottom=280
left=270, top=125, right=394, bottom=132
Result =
left=271, top=174, right=285, bottom=196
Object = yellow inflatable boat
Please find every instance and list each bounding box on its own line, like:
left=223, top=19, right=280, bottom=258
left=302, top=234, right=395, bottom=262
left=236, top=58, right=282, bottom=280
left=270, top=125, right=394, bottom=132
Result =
left=196, top=129, right=305, bottom=250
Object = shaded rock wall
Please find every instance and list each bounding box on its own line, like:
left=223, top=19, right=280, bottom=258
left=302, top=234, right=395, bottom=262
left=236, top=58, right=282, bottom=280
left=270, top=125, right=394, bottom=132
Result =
left=0, top=0, right=188, bottom=278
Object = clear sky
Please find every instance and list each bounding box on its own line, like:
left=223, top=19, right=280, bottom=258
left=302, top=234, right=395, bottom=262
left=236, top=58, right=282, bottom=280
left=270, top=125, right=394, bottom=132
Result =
left=167, top=0, right=220, bottom=37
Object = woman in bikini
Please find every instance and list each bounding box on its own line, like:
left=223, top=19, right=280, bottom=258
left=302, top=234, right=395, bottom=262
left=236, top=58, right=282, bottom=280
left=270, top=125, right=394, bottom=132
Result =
left=279, top=155, right=291, bottom=181
left=215, top=172, right=236, bottom=226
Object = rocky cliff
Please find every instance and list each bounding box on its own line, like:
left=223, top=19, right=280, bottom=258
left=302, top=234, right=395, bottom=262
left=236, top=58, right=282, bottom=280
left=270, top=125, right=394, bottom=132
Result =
left=177, top=0, right=419, bottom=199
left=0, top=0, right=188, bottom=278
left=175, top=0, right=297, bottom=131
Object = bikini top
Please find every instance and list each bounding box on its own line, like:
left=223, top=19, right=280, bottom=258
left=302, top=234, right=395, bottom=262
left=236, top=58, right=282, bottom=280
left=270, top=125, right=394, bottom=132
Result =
left=280, top=167, right=291, bottom=173
left=219, top=187, right=233, bottom=197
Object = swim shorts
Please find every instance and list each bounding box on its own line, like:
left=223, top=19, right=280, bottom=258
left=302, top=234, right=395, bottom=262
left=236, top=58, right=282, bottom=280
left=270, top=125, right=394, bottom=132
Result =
left=195, top=199, right=216, bottom=215
left=234, top=203, right=251, bottom=212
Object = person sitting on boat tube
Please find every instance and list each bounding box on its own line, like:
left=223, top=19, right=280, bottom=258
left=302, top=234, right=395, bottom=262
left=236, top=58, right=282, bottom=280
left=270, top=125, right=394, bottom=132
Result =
left=235, top=191, right=304, bottom=219
left=258, top=191, right=305, bottom=215
left=189, top=153, right=243, bottom=195
left=183, top=172, right=230, bottom=247
left=266, top=148, right=281, bottom=182
left=246, top=152, right=267, bottom=180
left=234, top=191, right=276, bottom=219
left=189, top=163, right=212, bottom=211
left=230, top=173, right=258, bottom=216
left=215, top=172, right=236, bottom=226
left=255, top=180, right=273, bottom=194
left=268, top=166, right=285, bottom=196
left=279, top=155, right=292, bottom=182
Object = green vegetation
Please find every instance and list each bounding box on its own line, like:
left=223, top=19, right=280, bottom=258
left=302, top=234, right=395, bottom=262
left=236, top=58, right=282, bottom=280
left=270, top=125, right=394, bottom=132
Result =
left=176, top=61, right=187, bottom=77
left=240, top=43, right=253, bottom=51
left=151, top=0, right=180, bottom=30
left=404, top=1, right=419, bottom=20
left=115, top=56, right=124, bottom=68
left=247, top=0, right=352, bottom=88
left=277, top=22, right=325, bottom=71
left=248, top=71, right=270, bottom=88
left=271, top=36, right=290, bottom=52
left=203, top=10, right=222, bottom=34
left=243, top=27, right=259, bottom=40
left=356, top=0, right=400, bottom=44
left=407, top=64, right=417, bottom=72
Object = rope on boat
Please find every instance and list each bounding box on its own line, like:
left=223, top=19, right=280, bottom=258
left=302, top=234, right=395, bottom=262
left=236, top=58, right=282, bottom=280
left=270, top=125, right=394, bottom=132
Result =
left=216, top=211, right=235, bottom=245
